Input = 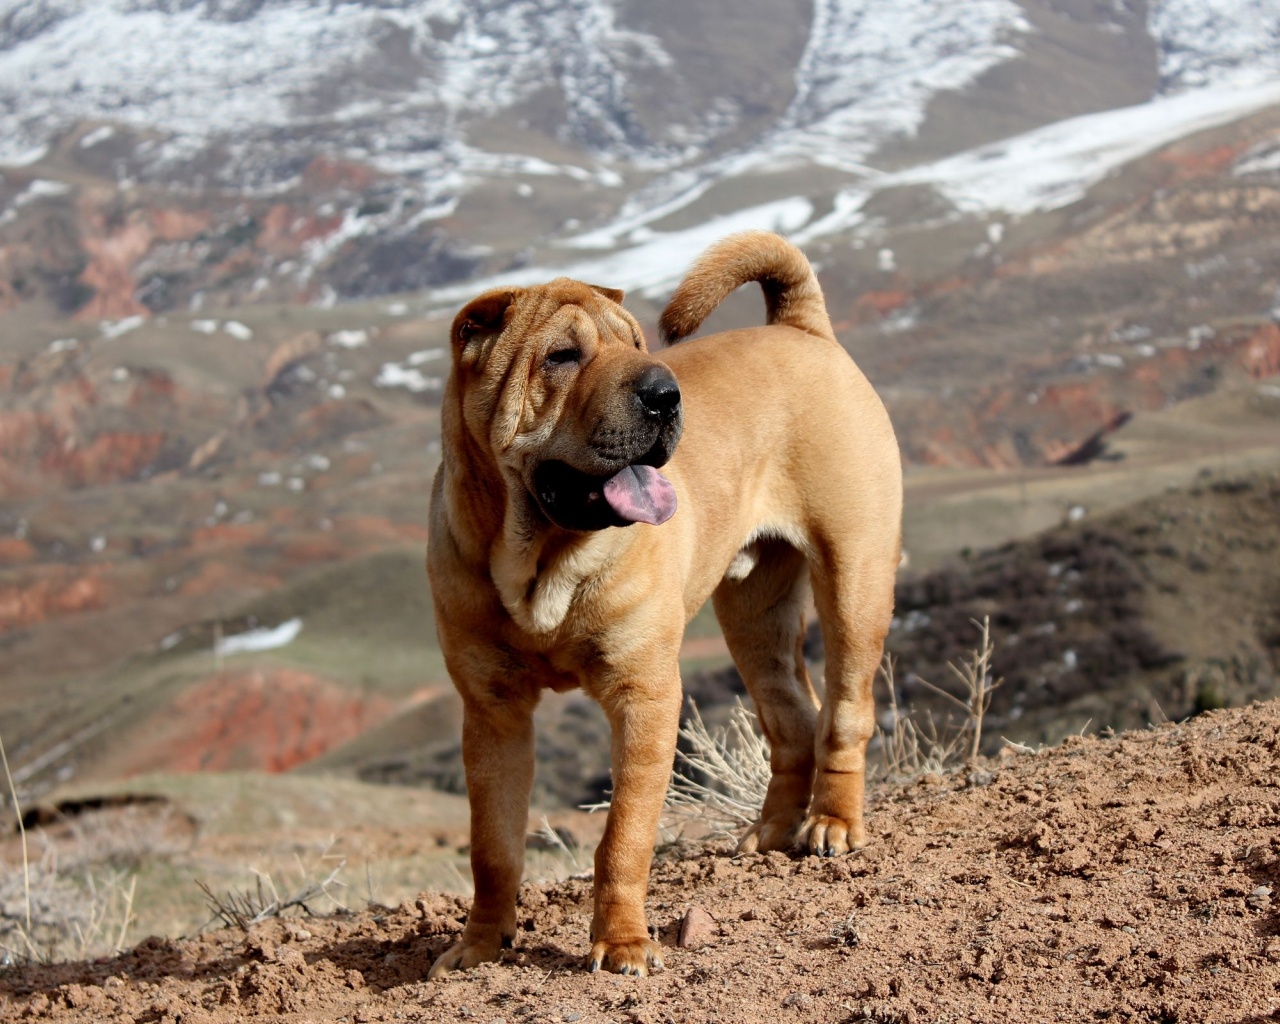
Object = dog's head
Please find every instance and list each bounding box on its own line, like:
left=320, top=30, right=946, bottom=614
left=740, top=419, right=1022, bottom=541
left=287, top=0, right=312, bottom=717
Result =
left=448, top=278, right=683, bottom=532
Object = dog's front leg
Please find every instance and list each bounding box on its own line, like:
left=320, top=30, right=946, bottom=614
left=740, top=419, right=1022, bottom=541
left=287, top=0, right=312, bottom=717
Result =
left=428, top=690, right=536, bottom=979
left=588, top=671, right=681, bottom=976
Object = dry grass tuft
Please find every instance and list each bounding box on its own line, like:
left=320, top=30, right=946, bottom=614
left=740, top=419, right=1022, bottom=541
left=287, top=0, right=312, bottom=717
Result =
left=1, top=731, right=139, bottom=964
left=872, top=652, right=969, bottom=781
left=525, top=816, right=589, bottom=882
left=660, top=621, right=1003, bottom=836
left=0, top=852, right=137, bottom=964
left=874, top=616, right=1004, bottom=781
left=197, top=840, right=349, bottom=930
left=661, top=700, right=772, bottom=840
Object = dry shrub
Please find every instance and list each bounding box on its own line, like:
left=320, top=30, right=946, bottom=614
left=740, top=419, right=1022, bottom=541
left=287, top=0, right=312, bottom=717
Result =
left=661, top=700, right=772, bottom=841
left=0, top=849, right=136, bottom=964
left=660, top=621, right=1003, bottom=836
left=525, top=816, right=590, bottom=883
left=876, top=616, right=1004, bottom=780
left=1, top=733, right=138, bottom=964
left=196, top=838, right=349, bottom=930
left=873, top=653, right=969, bottom=781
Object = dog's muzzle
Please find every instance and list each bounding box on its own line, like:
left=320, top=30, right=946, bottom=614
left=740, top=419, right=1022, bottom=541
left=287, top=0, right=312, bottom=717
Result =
left=532, top=367, right=683, bottom=532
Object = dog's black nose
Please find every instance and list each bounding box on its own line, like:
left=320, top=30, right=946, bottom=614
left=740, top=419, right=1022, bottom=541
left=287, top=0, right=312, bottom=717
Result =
left=633, top=365, right=681, bottom=420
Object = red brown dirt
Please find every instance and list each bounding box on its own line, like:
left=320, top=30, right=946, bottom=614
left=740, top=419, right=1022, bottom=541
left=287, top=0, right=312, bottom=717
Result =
left=6, top=700, right=1280, bottom=1023
left=73, top=199, right=212, bottom=321
left=101, top=669, right=398, bottom=776
left=1241, top=324, right=1280, bottom=379
left=0, top=569, right=110, bottom=631
left=257, top=203, right=346, bottom=256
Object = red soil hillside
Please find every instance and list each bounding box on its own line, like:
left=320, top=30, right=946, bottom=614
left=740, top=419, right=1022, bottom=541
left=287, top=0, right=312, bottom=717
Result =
left=92, top=668, right=398, bottom=777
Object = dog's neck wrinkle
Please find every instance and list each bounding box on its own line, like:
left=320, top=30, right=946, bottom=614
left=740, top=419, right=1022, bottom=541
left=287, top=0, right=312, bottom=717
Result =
left=491, top=513, right=621, bottom=636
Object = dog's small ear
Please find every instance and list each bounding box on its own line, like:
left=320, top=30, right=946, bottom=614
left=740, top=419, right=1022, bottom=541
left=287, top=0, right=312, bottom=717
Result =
left=451, top=289, right=517, bottom=359
left=587, top=283, right=625, bottom=305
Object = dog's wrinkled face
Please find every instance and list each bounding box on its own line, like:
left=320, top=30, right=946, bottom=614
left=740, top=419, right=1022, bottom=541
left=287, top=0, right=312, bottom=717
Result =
left=450, top=278, right=683, bottom=532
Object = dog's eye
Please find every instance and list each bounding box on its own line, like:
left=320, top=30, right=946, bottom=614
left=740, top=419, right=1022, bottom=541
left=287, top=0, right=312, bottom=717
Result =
left=544, top=347, right=581, bottom=367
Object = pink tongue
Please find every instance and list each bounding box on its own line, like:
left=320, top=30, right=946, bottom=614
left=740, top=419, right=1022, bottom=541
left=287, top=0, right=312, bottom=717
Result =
left=602, top=465, right=677, bottom=526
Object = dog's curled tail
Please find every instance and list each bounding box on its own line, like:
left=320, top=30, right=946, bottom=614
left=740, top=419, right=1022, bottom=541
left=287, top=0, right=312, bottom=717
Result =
left=658, top=231, right=835, bottom=344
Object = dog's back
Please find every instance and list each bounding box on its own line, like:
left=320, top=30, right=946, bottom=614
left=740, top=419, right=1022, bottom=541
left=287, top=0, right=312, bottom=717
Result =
left=658, top=230, right=836, bottom=345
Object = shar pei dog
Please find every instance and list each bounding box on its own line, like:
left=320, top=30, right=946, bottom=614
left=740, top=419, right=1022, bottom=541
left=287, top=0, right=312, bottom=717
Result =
left=426, top=230, right=901, bottom=978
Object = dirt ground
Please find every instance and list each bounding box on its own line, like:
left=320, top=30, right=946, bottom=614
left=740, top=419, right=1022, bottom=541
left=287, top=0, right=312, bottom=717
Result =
left=5, top=699, right=1280, bottom=1023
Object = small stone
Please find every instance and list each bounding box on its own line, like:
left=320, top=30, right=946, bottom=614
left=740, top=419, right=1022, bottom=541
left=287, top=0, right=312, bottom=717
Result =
left=967, top=769, right=995, bottom=788
left=563, top=1014, right=582, bottom=1023
left=246, top=937, right=277, bottom=962
left=1054, top=847, right=1091, bottom=874
left=740, top=907, right=760, bottom=921
left=782, top=992, right=814, bottom=1009
left=678, top=906, right=718, bottom=949
left=1252, top=886, right=1273, bottom=898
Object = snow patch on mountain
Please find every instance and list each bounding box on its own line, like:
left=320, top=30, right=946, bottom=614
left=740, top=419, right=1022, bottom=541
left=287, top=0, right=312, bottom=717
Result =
left=574, top=0, right=1280, bottom=246
left=427, top=196, right=814, bottom=305
left=0, top=0, right=677, bottom=182
left=0, top=0, right=381, bottom=164
left=865, top=1, right=1280, bottom=218
left=758, top=1, right=1280, bottom=237
left=1151, top=0, right=1280, bottom=90
left=569, top=0, right=1029, bottom=247
left=892, top=77, right=1280, bottom=216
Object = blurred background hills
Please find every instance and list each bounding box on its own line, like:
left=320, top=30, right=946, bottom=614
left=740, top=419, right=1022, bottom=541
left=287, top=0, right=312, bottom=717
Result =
left=1, top=0, right=1280, bottom=938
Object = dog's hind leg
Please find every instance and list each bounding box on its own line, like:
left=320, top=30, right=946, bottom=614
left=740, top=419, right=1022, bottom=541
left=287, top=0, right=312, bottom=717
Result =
left=801, top=547, right=897, bottom=856
left=713, top=540, right=820, bottom=853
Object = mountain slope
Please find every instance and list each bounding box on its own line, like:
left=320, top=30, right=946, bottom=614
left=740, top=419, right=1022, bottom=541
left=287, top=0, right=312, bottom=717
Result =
left=5, top=0, right=1280, bottom=304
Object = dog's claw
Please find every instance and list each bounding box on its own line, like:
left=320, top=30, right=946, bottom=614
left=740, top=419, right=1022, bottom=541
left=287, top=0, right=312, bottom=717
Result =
left=798, top=814, right=863, bottom=858
left=587, top=938, right=663, bottom=976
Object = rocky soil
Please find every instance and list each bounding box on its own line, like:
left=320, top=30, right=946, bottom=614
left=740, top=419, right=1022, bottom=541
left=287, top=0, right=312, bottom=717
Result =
left=5, top=698, right=1280, bottom=1023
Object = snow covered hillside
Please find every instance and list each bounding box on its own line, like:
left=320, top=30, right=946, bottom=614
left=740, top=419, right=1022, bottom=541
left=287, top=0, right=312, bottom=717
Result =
left=2, top=0, right=1280, bottom=298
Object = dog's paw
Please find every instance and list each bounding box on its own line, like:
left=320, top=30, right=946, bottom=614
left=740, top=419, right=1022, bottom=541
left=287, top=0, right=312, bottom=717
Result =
left=737, top=815, right=802, bottom=854
left=587, top=938, right=665, bottom=976
left=798, top=814, right=865, bottom=857
left=427, top=933, right=508, bottom=980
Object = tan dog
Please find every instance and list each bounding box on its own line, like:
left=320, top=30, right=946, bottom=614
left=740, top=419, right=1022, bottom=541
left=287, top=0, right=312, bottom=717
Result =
left=426, top=230, right=901, bottom=978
